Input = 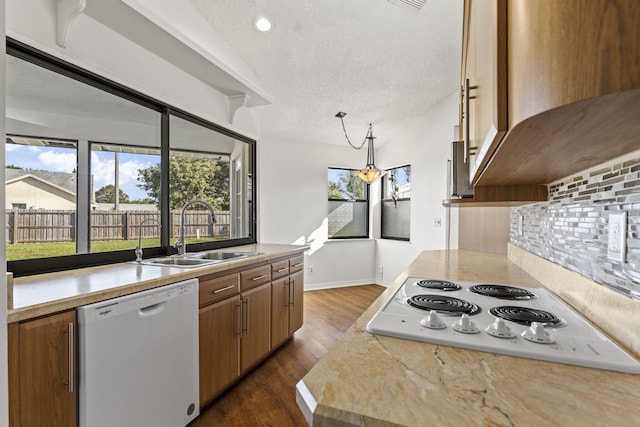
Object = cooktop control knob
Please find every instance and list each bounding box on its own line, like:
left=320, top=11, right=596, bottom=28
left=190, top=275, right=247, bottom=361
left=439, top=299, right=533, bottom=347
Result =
left=452, top=314, right=480, bottom=334
left=486, top=318, right=516, bottom=339
left=420, top=310, right=447, bottom=329
left=521, top=322, right=555, bottom=344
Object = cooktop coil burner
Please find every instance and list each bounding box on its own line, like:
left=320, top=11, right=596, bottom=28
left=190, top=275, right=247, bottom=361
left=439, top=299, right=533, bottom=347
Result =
left=407, top=294, right=480, bottom=316
left=416, top=279, right=461, bottom=291
left=489, top=306, right=565, bottom=327
left=470, top=284, right=536, bottom=300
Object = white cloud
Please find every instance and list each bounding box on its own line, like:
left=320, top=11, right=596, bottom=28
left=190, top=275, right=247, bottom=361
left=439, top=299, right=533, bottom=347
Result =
left=91, top=152, right=115, bottom=188
left=119, top=159, right=146, bottom=186
left=38, top=150, right=76, bottom=172
left=5, top=144, right=22, bottom=152
left=5, top=144, right=41, bottom=153
left=91, top=152, right=149, bottom=199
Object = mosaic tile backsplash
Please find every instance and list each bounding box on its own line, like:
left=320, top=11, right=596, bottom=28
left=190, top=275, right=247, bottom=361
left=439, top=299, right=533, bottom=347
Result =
left=510, top=152, right=640, bottom=300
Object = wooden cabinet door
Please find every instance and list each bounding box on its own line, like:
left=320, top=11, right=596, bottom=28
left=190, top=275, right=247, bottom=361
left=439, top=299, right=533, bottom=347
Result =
left=11, top=311, right=76, bottom=427
left=464, top=0, right=507, bottom=182
left=240, top=283, right=271, bottom=373
left=271, top=277, right=290, bottom=348
left=199, top=295, right=241, bottom=405
left=289, top=271, right=304, bottom=335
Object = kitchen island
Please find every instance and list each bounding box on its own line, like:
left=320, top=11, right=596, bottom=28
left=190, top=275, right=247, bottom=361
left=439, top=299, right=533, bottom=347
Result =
left=296, top=249, right=640, bottom=426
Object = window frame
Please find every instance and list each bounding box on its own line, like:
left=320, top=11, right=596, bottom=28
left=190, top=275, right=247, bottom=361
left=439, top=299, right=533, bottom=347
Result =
left=380, top=164, right=411, bottom=241
left=6, top=38, right=257, bottom=277
left=327, top=167, right=370, bottom=239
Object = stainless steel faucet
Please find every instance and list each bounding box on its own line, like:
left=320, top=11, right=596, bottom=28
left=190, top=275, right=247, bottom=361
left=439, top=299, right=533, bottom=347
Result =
left=174, top=200, right=216, bottom=255
left=135, top=218, right=161, bottom=262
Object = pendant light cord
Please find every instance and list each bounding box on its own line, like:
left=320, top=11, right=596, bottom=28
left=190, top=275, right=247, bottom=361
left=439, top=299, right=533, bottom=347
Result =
left=338, top=116, right=371, bottom=150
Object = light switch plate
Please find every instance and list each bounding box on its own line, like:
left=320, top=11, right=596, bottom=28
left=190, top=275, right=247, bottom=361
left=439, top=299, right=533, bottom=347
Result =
left=607, top=212, right=627, bottom=263
left=518, top=215, right=524, bottom=236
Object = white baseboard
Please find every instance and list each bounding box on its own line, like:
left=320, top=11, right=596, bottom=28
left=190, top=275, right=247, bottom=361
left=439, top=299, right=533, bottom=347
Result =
left=303, top=280, right=388, bottom=291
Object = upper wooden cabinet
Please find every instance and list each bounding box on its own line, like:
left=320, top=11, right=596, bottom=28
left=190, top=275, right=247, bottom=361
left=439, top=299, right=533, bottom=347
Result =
left=462, top=0, right=507, bottom=181
left=461, top=0, right=640, bottom=190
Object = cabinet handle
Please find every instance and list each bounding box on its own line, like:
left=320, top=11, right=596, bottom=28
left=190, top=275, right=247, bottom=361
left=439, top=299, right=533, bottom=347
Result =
left=292, top=263, right=303, bottom=268
left=285, top=281, right=291, bottom=308
left=67, top=322, right=74, bottom=393
left=236, top=301, right=242, bottom=336
left=464, top=78, right=477, bottom=164
left=242, top=298, right=250, bottom=333
left=276, top=267, right=289, bottom=273
left=290, top=278, right=295, bottom=307
left=213, top=285, right=235, bottom=294
left=251, top=274, right=268, bottom=281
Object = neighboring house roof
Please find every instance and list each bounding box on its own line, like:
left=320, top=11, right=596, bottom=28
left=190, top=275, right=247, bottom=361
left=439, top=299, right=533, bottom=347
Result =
left=5, top=168, right=77, bottom=196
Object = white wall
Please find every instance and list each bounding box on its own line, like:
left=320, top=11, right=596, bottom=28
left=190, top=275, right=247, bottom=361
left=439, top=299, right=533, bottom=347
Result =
left=375, top=92, right=460, bottom=286
left=258, top=137, right=376, bottom=289
left=258, top=92, right=459, bottom=289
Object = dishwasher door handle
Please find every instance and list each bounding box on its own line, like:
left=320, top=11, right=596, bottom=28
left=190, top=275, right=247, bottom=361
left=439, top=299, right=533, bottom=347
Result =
left=138, top=302, right=166, bottom=318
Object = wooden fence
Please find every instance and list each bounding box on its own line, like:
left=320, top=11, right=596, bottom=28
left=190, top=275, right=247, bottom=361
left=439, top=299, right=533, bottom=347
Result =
left=5, top=209, right=230, bottom=243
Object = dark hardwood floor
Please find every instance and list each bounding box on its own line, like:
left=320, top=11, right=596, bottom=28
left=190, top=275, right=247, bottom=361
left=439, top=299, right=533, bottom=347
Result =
left=190, top=284, right=385, bottom=427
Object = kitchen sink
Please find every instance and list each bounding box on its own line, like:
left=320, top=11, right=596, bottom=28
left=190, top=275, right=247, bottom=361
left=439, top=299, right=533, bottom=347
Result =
left=139, top=257, right=218, bottom=268
left=138, top=251, right=261, bottom=268
left=185, top=251, right=262, bottom=261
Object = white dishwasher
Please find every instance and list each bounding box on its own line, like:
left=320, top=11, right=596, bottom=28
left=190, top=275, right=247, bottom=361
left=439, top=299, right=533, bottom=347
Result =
left=77, top=279, right=199, bottom=427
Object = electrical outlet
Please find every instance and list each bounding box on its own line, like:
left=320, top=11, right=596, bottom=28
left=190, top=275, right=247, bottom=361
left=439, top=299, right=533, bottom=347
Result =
left=434, top=218, right=442, bottom=228
left=607, top=212, right=627, bottom=263
left=378, top=266, right=384, bottom=279
left=308, top=266, right=314, bottom=275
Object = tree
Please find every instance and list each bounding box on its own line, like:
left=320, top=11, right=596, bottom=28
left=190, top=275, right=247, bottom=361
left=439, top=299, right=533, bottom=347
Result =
left=129, top=197, right=155, bottom=204
left=137, top=158, right=230, bottom=210
left=328, top=170, right=365, bottom=200
left=328, top=181, right=344, bottom=199
left=94, top=185, right=130, bottom=203
left=343, top=172, right=365, bottom=200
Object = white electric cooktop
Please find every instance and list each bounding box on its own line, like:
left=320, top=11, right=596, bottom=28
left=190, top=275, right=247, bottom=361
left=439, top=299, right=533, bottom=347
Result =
left=366, top=277, right=640, bottom=374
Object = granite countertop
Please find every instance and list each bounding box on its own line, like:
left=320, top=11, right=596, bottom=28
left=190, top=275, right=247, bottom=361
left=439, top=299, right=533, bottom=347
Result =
left=296, top=249, right=640, bottom=427
left=8, top=243, right=307, bottom=323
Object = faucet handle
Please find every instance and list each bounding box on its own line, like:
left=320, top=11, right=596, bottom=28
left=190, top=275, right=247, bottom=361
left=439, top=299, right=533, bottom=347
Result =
left=135, top=246, right=144, bottom=263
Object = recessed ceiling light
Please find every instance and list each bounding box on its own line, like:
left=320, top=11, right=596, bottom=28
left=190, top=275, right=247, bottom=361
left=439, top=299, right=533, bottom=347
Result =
left=253, top=16, right=272, bottom=32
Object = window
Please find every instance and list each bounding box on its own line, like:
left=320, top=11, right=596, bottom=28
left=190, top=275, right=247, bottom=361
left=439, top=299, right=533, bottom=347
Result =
left=5, top=40, right=256, bottom=276
left=168, top=114, right=254, bottom=250
left=90, top=143, right=162, bottom=253
left=381, top=165, right=411, bottom=240
left=328, top=168, right=369, bottom=238
left=6, top=137, right=79, bottom=259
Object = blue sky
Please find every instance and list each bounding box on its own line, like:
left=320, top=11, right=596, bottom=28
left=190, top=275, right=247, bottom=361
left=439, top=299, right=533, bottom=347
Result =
left=6, top=143, right=159, bottom=201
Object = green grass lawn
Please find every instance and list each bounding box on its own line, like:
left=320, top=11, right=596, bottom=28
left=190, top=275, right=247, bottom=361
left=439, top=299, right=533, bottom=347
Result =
left=6, top=238, right=221, bottom=261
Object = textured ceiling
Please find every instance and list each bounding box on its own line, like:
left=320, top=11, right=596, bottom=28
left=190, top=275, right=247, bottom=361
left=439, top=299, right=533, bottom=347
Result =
left=189, top=0, right=463, bottom=146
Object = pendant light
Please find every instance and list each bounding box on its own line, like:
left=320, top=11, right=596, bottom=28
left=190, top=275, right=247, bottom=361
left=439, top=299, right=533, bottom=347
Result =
left=335, top=112, right=384, bottom=184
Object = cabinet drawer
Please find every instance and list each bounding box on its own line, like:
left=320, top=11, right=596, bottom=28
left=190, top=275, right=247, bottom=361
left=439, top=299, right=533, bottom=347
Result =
left=271, top=260, right=290, bottom=280
left=289, top=255, right=304, bottom=273
left=240, top=265, right=271, bottom=291
left=199, top=273, right=240, bottom=307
